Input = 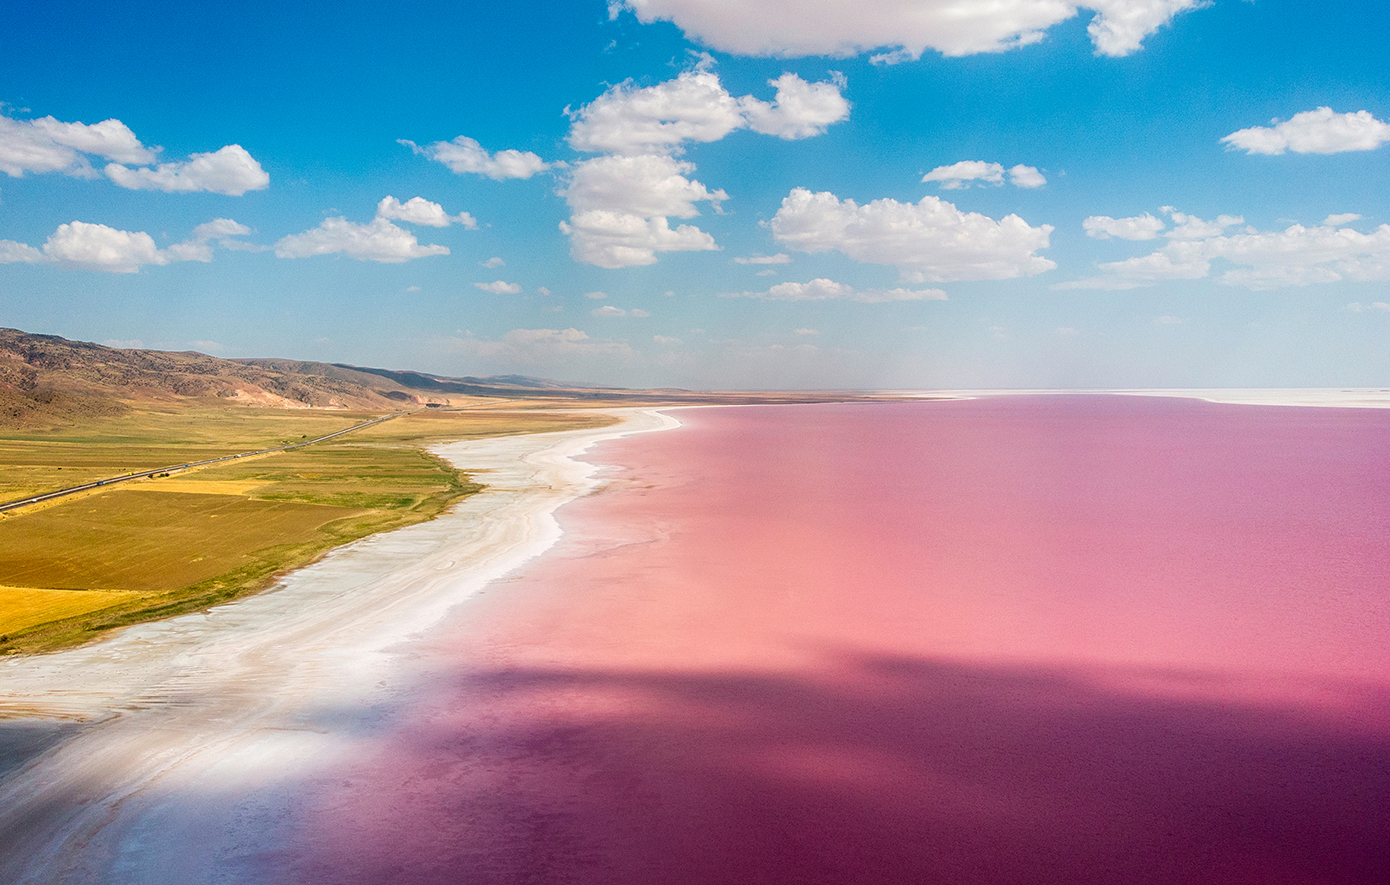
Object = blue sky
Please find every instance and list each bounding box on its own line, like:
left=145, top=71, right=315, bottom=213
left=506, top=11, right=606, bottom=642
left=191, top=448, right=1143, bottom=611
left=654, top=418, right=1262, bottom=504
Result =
left=2, top=0, right=1389, bottom=389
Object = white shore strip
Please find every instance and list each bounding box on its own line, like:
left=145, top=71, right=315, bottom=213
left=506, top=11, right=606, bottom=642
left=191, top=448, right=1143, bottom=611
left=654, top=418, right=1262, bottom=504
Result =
left=888, top=388, right=1390, bottom=409
left=0, top=408, right=678, bottom=885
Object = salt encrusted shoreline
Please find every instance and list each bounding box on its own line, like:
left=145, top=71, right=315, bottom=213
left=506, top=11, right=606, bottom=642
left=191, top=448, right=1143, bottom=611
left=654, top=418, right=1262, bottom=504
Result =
left=0, top=408, right=678, bottom=885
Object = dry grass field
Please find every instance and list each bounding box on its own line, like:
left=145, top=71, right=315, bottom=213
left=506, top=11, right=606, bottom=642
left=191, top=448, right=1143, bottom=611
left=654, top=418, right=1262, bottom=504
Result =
left=0, top=404, right=617, bottom=653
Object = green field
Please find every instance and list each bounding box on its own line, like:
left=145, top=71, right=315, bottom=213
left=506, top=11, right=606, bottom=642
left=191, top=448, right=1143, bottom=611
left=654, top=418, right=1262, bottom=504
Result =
left=0, top=404, right=617, bottom=653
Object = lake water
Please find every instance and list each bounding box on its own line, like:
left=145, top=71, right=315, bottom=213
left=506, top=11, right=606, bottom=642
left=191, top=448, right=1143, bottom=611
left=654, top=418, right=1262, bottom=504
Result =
left=292, top=397, right=1390, bottom=884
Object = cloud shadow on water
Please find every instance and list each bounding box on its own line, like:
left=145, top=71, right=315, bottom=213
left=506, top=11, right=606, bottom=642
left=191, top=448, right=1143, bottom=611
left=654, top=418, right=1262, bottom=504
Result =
left=291, top=651, right=1390, bottom=885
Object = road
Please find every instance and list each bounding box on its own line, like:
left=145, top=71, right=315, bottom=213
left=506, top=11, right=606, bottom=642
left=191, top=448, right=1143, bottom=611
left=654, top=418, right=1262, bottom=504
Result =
left=0, top=412, right=403, bottom=515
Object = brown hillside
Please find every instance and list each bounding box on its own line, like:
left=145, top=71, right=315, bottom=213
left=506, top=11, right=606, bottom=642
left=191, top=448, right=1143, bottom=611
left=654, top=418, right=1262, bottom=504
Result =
left=0, top=329, right=447, bottom=425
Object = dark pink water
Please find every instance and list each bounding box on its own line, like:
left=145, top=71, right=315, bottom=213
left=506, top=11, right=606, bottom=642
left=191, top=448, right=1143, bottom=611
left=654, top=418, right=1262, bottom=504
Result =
left=293, top=397, right=1390, bottom=884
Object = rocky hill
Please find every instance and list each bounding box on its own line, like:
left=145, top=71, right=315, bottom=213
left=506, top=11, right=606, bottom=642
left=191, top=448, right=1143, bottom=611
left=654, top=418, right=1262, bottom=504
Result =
left=0, top=328, right=611, bottom=426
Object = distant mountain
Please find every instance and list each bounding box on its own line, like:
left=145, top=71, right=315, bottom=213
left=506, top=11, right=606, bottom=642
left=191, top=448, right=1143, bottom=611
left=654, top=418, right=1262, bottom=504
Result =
left=0, top=328, right=616, bottom=426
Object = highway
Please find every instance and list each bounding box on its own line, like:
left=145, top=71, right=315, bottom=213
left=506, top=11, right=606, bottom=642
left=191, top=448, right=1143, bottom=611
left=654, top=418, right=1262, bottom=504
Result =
left=0, top=412, right=403, bottom=515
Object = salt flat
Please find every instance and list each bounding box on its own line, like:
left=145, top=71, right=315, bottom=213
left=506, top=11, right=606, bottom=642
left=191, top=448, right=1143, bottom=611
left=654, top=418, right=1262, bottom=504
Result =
left=0, top=409, right=674, bottom=885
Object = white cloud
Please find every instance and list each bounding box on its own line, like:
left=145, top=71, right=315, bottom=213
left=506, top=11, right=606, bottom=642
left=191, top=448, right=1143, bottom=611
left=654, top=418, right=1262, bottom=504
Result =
left=102, top=338, right=145, bottom=349
left=0, top=113, right=265, bottom=195
left=0, top=114, right=155, bottom=176
left=584, top=290, right=609, bottom=299
left=1324, top=213, right=1362, bottom=227
left=770, top=187, right=1055, bottom=282
left=921, top=161, right=1044, bottom=189
left=453, top=327, right=634, bottom=366
left=568, top=71, right=748, bottom=155
left=614, top=0, right=1206, bottom=60
left=191, top=218, right=252, bottom=241
left=1165, top=210, right=1243, bottom=240
left=630, top=307, right=652, bottom=317
left=537, top=286, right=552, bottom=296
left=794, top=327, right=820, bottom=335
left=1058, top=212, right=1390, bottom=290
left=474, top=280, right=523, bottom=294
left=559, top=69, right=845, bottom=268
left=1083, top=213, right=1166, bottom=240
left=725, top=277, right=948, bottom=302
left=1008, top=164, right=1047, bottom=188
left=756, top=269, right=777, bottom=276
left=562, top=154, right=727, bottom=217
left=654, top=334, right=682, bottom=344
left=43, top=221, right=175, bottom=273
left=402, top=136, right=549, bottom=179
left=567, top=70, right=847, bottom=155
left=275, top=217, right=449, bottom=262
left=0, top=239, right=45, bottom=264
left=2, top=217, right=258, bottom=271
left=105, top=144, right=269, bottom=195
left=481, top=256, right=506, bottom=268
left=1344, top=301, right=1390, bottom=314
left=592, top=305, right=628, bottom=316
left=376, top=195, right=477, bottom=228
left=1221, top=108, right=1390, bottom=156
left=741, top=72, right=851, bottom=139
left=922, top=160, right=1004, bottom=188
left=734, top=253, right=792, bottom=264
left=559, top=210, right=718, bottom=268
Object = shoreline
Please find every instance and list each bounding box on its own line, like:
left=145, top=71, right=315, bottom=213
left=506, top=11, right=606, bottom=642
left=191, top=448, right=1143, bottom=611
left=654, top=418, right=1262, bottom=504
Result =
left=0, top=407, right=678, bottom=884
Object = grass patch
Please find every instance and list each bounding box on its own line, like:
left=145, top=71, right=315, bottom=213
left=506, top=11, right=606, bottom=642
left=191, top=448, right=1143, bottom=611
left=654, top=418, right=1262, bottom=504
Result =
left=0, top=405, right=618, bottom=654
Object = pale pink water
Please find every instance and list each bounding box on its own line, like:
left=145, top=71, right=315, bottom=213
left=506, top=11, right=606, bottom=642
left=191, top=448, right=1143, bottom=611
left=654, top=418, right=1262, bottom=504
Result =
left=293, top=397, right=1390, bottom=884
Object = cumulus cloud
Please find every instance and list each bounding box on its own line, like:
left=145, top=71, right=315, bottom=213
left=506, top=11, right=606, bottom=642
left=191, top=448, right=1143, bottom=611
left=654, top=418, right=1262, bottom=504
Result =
left=453, top=327, right=634, bottom=366
left=401, top=136, right=549, bottom=180
left=559, top=210, right=718, bottom=268
left=375, top=195, right=477, bottom=228
left=0, top=239, right=45, bottom=264
left=734, top=253, right=792, bottom=264
left=275, top=217, right=449, bottom=262
left=1324, top=213, right=1362, bottom=226
left=559, top=68, right=847, bottom=267
left=1344, top=301, right=1390, bottom=313
left=0, top=113, right=155, bottom=176
left=921, top=160, right=1046, bottom=189
left=105, top=144, right=269, bottom=195
left=481, top=256, right=506, bottom=268
left=741, top=72, right=852, bottom=139
left=561, top=154, right=727, bottom=218
left=0, top=112, right=266, bottom=194
left=567, top=70, right=847, bottom=155
left=922, top=161, right=1004, bottom=188
left=1083, top=213, right=1166, bottom=240
left=1158, top=208, right=1243, bottom=240
left=770, top=187, right=1055, bottom=282
left=474, top=280, right=523, bottom=294
left=1057, top=212, right=1390, bottom=290
left=725, top=277, right=947, bottom=302
left=1221, top=108, right=1390, bottom=156
left=592, top=305, right=628, bottom=316
left=1008, top=164, right=1047, bottom=188
left=190, top=218, right=252, bottom=241
left=1, top=218, right=252, bottom=272
left=613, top=0, right=1206, bottom=60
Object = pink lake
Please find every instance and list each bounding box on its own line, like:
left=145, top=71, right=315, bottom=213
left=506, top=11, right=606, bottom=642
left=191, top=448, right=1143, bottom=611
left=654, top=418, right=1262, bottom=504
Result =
left=293, top=397, right=1390, bottom=884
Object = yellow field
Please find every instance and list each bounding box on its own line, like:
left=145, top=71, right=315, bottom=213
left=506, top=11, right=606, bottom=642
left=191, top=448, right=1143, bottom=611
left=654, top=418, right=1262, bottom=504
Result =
left=0, top=404, right=618, bottom=653
left=0, top=490, right=365, bottom=592
left=0, top=587, right=149, bottom=637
